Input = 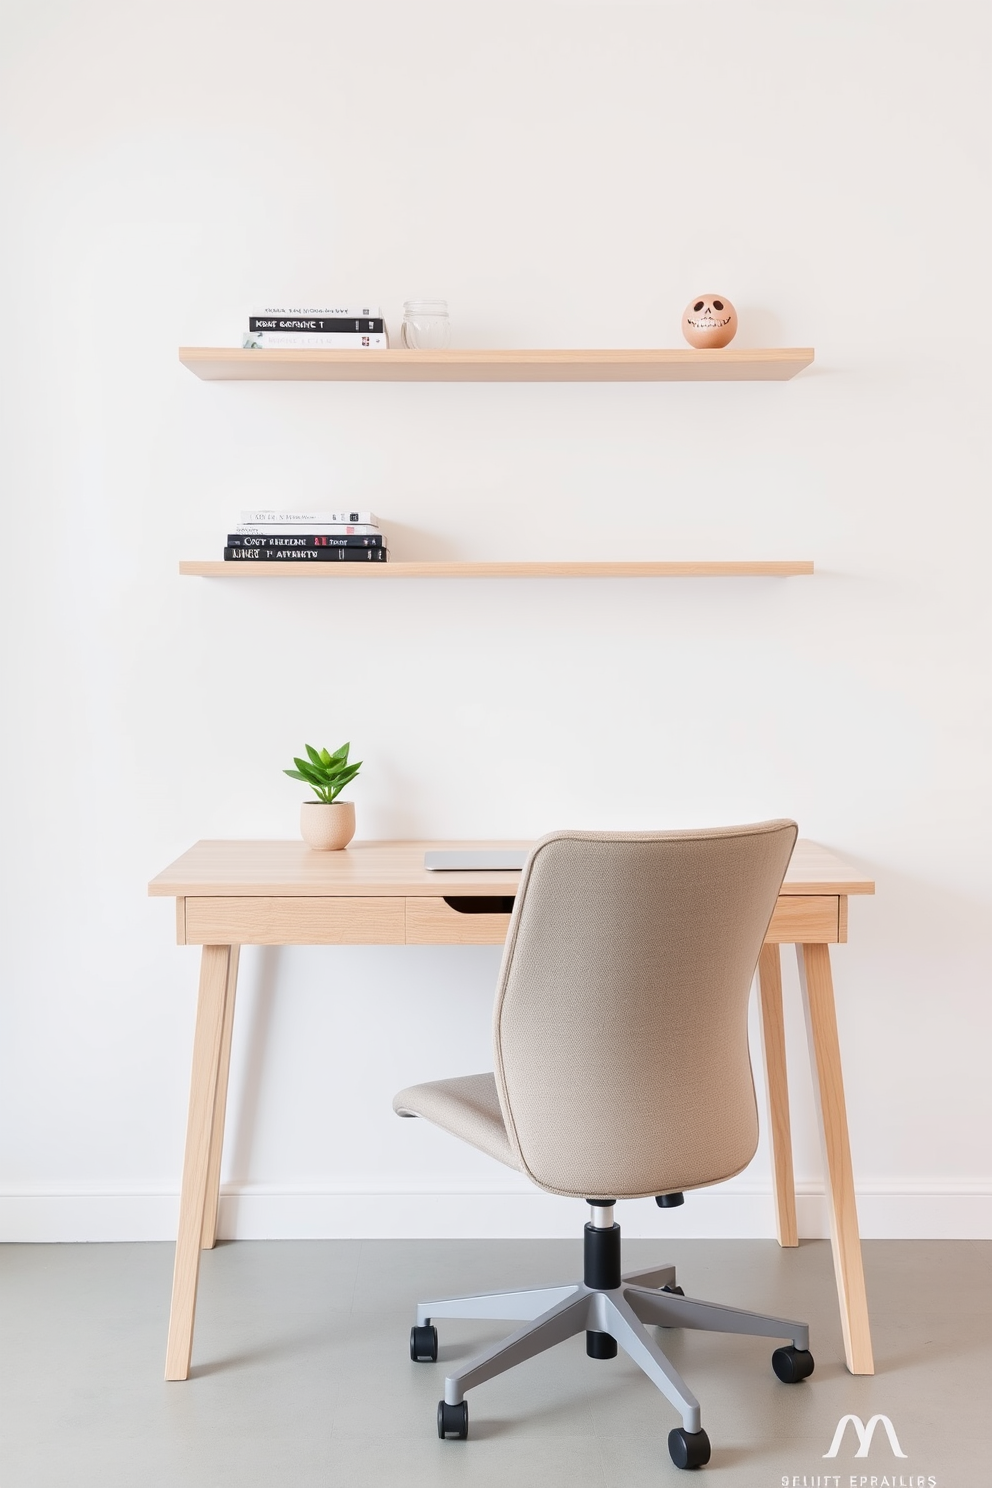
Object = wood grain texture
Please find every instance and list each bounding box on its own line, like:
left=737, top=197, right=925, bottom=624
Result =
left=184, top=897, right=406, bottom=945
left=165, top=944, right=231, bottom=1381
left=200, top=945, right=239, bottom=1251
left=149, top=838, right=873, bottom=901
left=405, top=897, right=512, bottom=945
left=179, top=346, right=814, bottom=383
left=783, top=845, right=874, bottom=896
left=179, top=559, right=814, bottom=579
left=796, top=942, right=874, bottom=1375
left=180, top=892, right=842, bottom=949
left=756, top=944, right=798, bottom=1248
left=764, top=896, right=841, bottom=944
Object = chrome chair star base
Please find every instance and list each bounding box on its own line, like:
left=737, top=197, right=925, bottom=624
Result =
left=412, top=1202, right=811, bottom=1467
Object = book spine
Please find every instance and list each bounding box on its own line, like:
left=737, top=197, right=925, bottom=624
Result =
left=249, top=317, right=385, bottom=334
left=233, top=523, right=381, bottom=536
left=226, top=533, right=385, bottom=548
left=239, top=510, right=379, bottom=525
left=250, top=307, right=381, bottom=318
left=224, top=546, right=388, bottom=562
left=242, top=332, right=388, bottom=350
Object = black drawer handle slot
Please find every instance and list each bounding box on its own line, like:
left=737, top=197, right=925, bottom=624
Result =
left=443, top=896, right=516, bottom=915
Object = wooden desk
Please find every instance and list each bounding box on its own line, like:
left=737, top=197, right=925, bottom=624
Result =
left=149, top=837, right=875, bottom=1382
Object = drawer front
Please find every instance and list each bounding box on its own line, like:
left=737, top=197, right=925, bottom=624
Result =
left=765, top=896, right=841, bottom=944
left=405, top=896, right=514, bottom=945
left=182, top=897, right=405, bottom=945
left=406, top=893, right=840, bottom=947
left=178, top=893, right=840, bottom=948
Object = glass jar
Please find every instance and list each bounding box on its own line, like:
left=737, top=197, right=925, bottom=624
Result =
left=401, top=299, right=451, bottom=349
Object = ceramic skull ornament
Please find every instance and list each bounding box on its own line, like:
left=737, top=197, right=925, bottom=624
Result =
left=682, top=294, right=738, bottom=349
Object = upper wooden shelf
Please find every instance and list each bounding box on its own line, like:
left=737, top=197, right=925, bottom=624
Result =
left=180, top=560, right=813, bottom=579
left=178, top=347, right=814, bottom=383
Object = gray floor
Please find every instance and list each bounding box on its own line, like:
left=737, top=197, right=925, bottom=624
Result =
left=1, top=1237, right=987, bottom=1485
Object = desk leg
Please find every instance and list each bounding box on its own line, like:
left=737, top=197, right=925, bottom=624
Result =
left=757, top=944, right=798, bottom=1247
left=165, top=944, right=233, bottom=1381
left=796, top=943, right=874, bottom=1375
left=201, top=945, right=240, bottom=1250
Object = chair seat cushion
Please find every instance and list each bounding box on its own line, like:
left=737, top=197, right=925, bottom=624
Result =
left=393, top=1072, right=519, bottom=1171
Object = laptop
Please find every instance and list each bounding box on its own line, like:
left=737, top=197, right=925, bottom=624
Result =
left=424, top=849, right=528, bottom=871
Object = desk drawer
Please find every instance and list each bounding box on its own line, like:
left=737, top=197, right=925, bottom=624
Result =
left=404, top=894, right=841, bottom=947
left=179, top=893, right=841, bottom=948
left=406, top=896, right=514, bottom=945
left=182, top=897, right=405, bottom=945
left=765, top=896, right=842, bottom=944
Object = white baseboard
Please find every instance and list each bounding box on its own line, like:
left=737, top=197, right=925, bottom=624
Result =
left=0, top=1181, right=989, bottom=1243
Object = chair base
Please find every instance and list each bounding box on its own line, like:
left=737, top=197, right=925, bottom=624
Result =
left=415, top=1255, right=810, bottom=1440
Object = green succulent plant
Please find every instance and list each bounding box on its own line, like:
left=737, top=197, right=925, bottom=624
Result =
left=285, top=742, right=362, bottom=804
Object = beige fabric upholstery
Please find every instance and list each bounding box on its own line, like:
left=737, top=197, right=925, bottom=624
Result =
left=393, top=1073, right=519, bottom=1170
left=394, top=821, right=797, bottom=1203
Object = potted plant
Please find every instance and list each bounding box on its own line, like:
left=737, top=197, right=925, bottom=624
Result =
left=285, top=742, right=362, bottom=851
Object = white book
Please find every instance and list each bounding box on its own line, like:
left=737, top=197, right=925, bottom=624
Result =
left=239, top=510, right=380, bottom=526
left=233, top=523, right=382, bottom=536
left=243, top=332, right=388, bottom=350
left=250, top=305, right=381, bottom=318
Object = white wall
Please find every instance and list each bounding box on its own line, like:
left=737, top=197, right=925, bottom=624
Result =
left=1, top=0, right=989, bottom=1242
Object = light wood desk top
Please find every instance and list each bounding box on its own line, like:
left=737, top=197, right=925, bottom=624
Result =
left=148, top=837, right=875, bottom=900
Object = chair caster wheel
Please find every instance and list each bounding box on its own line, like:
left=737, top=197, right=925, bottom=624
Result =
left=668, top=1426, right=711, bottom=1469
left=772, top=1345, right=815, bottom=1383
left=410, top=1325, right=438, bottom=1362
left=437, top=1399, right=469, bottom=1439
left=657, top=1282, right=685, bottom=1328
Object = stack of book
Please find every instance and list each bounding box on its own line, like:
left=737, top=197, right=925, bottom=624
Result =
left=224, top=511, right=388, bottom=564
left=242, top=306, right=388, bottom=350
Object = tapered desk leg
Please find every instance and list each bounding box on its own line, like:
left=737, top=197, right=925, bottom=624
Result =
left=757, top=944, right=798, bottom=1247
left=165, top=944, right=233, bottom=1381
left=796, top=942, right=874, bottom=1375
left=201, top=945, right=240, bottom=1250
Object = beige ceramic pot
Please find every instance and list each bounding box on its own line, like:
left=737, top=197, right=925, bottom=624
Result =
left=300, top=800, right=355, bottom=851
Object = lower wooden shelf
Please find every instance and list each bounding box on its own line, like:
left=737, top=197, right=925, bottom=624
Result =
left=179, top=560, right=814, bottom=579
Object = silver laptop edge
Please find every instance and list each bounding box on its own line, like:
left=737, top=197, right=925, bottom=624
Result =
left=424, top=850, right=528, bottom=871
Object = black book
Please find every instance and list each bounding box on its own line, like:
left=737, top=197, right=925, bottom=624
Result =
left=226, top=533, right=385, bottom=549
left=224, top=546, right=388, bottom=563
left=248, top=317, right=385, bottom=334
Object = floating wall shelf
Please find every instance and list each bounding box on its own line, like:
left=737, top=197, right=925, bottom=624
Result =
left=180, top=560, right=814, bottom=579
left=178, top=347, right=814, bottom=383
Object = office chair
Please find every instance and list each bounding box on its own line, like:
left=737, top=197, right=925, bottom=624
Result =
left=394, top=822, right=814, bottom=1470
